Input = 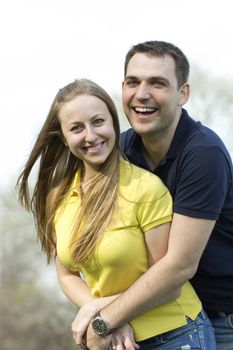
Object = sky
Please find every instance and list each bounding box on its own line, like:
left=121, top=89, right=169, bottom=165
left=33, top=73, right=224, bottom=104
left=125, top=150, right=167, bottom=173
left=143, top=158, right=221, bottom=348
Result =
left=1, top=0, right=233, bottom=189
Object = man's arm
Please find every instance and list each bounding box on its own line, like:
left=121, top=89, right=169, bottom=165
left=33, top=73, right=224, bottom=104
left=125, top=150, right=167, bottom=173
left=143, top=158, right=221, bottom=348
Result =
left=92, top=213, right=215, bottom=327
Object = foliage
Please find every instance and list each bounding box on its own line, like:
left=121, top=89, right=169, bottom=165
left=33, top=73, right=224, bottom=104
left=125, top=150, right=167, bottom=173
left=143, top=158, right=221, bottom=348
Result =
left=186, top=66, right=233, bottom=153
left=0, top=186, right=79, bottom=350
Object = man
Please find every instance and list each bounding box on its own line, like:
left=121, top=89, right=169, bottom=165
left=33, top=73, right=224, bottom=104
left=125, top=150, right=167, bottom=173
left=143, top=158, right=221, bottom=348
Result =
left=85, top=41, right=233, bottom=350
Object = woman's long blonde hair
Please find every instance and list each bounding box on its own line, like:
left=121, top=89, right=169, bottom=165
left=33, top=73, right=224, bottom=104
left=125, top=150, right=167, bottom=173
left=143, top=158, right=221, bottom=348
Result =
left=17, top=79, right=121, bottom=264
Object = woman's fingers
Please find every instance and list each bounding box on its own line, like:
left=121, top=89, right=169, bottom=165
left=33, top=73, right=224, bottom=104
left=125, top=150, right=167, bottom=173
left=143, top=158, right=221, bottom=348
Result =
left=110, top=336, right=124, bottom=350
left=112, top=323, right=139, bottom=350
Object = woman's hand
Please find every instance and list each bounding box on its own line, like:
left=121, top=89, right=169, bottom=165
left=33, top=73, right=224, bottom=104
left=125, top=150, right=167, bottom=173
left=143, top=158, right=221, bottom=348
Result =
left=110, top=323, right=139, bottom=350
left=72, top=300, right=100, bottom=347
left=72, top=296, right=118, bottom=347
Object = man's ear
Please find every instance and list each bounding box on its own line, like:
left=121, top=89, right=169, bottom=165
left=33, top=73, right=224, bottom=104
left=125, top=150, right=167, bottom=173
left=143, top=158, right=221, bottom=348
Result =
left=178, top=83, right=190, bottom=106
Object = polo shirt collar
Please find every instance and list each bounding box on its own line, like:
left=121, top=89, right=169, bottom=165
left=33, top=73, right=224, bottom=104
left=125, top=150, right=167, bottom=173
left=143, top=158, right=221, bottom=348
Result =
left=124, top=109, right=195, bottom=168
left=166, top=108, right=195, bottom=159
left=70, top=168, right=82, bottom=197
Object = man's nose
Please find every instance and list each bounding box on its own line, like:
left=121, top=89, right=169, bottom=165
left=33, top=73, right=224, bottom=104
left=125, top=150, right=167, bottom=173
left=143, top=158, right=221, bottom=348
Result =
left=135, top=83, right=151, bottom=100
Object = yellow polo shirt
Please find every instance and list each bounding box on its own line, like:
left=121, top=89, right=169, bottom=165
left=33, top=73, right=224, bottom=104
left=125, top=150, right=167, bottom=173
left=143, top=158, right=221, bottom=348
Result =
left=55, top=158, right=202, bottom=340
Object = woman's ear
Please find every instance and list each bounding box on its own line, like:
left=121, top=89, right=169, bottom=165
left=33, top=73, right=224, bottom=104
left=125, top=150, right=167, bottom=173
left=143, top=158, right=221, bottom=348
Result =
left=178, top=83, right=190, bottom=106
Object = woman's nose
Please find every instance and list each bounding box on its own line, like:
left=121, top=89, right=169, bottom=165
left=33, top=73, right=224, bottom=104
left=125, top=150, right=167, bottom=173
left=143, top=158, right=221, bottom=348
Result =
left=85, top=126, right=97, bottom=142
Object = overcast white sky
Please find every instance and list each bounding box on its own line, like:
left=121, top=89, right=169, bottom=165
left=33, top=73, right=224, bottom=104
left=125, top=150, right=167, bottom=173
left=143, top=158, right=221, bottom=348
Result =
left=1, top=0, right=233, bottom=189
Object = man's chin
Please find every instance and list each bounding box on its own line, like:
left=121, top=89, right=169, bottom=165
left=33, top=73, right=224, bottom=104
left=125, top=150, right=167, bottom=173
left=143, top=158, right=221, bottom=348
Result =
left=133, top=124, right=158, bottom=137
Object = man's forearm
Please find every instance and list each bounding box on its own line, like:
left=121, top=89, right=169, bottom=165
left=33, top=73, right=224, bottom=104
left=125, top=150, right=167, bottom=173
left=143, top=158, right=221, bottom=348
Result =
left=100, top=255, right=185, bottom=327
left=99, top=214, right=215, bottom=328
left=84, top=257, right=182, bottom=350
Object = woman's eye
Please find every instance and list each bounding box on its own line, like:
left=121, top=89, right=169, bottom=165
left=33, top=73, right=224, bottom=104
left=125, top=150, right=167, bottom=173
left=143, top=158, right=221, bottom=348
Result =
left=71, top=125, right=83, bottom=132
left=94, top=118, right=104, bottom=126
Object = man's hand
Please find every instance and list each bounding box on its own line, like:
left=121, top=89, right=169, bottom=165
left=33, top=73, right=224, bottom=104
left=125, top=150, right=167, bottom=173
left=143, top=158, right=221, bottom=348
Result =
left=85, top=322, right=111, bottom=350
left=71, top=296, right=121, bottom=347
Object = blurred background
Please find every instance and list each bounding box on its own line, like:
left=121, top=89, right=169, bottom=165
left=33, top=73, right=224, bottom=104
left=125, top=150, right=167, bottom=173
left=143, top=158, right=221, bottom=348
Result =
left=1, top=0, right=233, bottom=349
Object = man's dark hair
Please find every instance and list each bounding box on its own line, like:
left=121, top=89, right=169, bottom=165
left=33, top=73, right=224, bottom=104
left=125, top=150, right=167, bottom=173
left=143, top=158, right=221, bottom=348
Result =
left=124, top=40, right=190, bottom=88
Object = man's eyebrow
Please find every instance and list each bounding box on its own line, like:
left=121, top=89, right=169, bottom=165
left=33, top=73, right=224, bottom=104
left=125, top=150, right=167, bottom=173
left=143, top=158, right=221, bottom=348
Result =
left=125, top=75, right=169, bottom=84
left=124, top=75, right=139, bottom=80
left=149, top=76, right=169, bottom=84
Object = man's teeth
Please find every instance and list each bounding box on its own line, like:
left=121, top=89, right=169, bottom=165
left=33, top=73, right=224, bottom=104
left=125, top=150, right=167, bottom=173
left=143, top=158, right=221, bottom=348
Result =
left=134, top=107, right=156, bottom=113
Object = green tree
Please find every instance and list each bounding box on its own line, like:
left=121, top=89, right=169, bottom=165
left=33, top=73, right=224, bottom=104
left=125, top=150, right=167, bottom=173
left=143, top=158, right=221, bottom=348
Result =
left=185, top=66, right=233, bottom=153
left=0, top=185, right=79, bottom=350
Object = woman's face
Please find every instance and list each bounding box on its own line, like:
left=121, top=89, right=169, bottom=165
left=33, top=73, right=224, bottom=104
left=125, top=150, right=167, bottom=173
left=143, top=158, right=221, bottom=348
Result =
left=59, top=94, right=116, bottom=178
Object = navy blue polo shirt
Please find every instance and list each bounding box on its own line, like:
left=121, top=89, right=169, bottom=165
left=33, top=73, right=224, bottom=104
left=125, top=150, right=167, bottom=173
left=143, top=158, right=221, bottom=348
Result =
left=120, top=109, right=233, bottom=312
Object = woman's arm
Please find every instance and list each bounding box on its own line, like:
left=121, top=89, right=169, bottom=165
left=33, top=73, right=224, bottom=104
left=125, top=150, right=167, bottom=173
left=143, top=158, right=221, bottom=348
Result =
left=56, top=257, right=137, bottom=349
left=56, top=256, right=112, bottom=347
left=55, top=256, right=93, bottom=306
left=145, top=222, right=171, bottom=266
left=56, top=255, right=121, bottom=308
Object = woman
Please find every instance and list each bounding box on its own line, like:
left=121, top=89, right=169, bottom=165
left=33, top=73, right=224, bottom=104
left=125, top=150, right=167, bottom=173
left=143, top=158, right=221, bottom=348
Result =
left=17, top=79, right=216, bottom=350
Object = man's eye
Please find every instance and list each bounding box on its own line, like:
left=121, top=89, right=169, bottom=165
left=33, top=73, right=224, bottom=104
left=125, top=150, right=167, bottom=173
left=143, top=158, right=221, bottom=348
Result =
left=125, top=80, right=138, bottom=87
left=152, top=79, right=167, bottom=87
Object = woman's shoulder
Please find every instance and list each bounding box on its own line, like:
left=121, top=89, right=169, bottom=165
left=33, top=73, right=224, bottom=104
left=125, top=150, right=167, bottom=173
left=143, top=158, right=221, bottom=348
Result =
left=119, top=158, right=169, bottom=202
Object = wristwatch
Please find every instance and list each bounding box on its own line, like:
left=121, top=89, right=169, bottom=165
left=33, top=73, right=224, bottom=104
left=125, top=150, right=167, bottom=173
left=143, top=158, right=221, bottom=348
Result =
left=91, top=311, right=112, bottom=336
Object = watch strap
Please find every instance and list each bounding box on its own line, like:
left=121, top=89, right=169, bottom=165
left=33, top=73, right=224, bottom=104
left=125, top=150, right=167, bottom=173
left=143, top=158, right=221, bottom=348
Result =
left=92, top=311, right=113, bottom=336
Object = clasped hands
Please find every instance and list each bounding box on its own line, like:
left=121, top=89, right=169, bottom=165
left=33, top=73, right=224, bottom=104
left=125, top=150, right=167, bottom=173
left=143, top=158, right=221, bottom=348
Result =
left=71, top=299, right=139, bottom=350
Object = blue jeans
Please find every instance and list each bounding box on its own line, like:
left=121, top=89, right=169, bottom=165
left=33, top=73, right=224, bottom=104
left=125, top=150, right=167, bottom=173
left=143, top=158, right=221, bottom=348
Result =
left=209, top=314, right=233, bottom=350
left=137, top=310, right=216, bottom=350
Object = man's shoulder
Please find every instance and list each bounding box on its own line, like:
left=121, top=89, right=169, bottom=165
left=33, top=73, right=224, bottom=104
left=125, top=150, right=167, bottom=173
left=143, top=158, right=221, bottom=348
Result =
left=180, top=111, right=229, bottom=155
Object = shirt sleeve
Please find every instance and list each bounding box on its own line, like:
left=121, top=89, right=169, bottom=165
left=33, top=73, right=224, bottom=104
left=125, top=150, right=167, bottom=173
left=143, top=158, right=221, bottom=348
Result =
left=174, top=145, right=231, bottom=219
left=135, top=172, right=173, bottom=232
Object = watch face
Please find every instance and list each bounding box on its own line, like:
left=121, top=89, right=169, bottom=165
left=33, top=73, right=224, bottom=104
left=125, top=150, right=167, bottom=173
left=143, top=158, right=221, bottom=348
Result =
left=92, top=317, right=109, bottom=336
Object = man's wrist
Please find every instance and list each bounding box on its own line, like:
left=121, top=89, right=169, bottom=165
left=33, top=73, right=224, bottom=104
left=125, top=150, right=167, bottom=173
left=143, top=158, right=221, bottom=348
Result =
left=91, top=311, right=113, bottom=337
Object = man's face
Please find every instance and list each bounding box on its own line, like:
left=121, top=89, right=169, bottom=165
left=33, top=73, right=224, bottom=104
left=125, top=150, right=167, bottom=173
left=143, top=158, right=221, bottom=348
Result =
left=122, top=53, right=188, bottom=138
